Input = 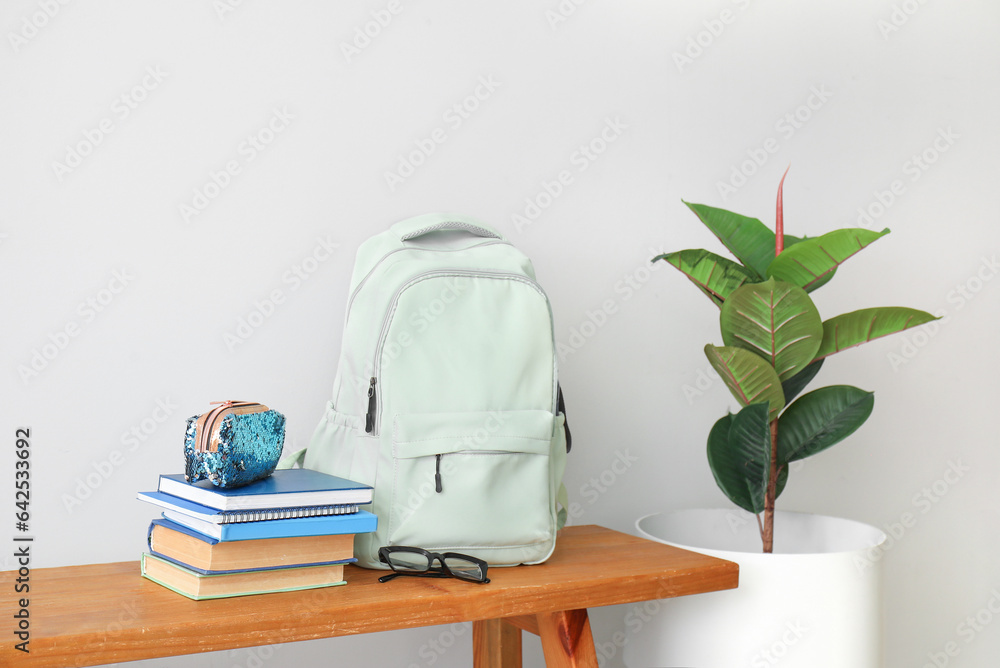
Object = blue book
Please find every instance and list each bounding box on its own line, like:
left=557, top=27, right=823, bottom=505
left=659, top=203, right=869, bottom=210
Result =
left=147, top=518, right=358, bottom=575
left=157, top=468, right=373, bottom=511
left=137, top=490, right=360, bottom=524
left=161, top=508, right=378, bottom=541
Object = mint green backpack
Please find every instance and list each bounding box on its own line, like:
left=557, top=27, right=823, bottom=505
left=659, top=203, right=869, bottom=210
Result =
left=283, top=214, right=570, bottom=569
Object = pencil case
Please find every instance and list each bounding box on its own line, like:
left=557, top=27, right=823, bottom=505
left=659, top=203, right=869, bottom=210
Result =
left=183, top=401, right=286, bottom=489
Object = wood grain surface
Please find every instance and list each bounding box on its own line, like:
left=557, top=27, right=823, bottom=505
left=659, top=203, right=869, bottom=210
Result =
left=0, top=524, right=737, bottom=667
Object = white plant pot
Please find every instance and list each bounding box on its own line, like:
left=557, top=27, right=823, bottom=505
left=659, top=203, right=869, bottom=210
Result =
left=623, top=509, right=887, bottom=668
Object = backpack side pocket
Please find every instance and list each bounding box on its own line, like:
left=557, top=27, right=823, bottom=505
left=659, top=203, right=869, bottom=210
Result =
left=302, top=401, right=378, bottom=486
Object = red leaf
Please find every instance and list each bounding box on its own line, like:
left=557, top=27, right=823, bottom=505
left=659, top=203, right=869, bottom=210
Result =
left=775, top=165, right=790, bottom=256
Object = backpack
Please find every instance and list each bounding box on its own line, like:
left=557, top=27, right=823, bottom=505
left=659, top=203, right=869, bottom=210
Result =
left=282, top=213, right=570, bottom=569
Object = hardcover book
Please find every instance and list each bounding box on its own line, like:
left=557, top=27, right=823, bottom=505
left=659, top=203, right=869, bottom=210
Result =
left=140, top=552, right=347, bottom=600
left=157, top=468, right=373, bottom=511
left=147, top=518, right=356, bottom=573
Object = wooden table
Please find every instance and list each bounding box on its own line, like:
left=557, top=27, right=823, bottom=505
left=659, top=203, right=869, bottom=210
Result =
left=1, top=524, right=737, bottom=667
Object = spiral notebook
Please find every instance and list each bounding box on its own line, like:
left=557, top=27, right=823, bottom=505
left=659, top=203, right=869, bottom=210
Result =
left=137, top=490, right=360, bottom=524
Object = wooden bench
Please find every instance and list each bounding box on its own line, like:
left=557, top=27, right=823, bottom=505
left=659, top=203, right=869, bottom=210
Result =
left=0, top=524, right=737, bottom=667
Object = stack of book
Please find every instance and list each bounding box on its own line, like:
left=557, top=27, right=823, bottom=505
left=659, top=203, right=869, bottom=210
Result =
left=137, top=468, right=375, bottom=600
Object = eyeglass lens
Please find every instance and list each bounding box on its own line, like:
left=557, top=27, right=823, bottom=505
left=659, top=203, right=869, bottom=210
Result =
left=442, top=556, right=484, bottom=580
left=386, top=551, right=431, bottom=572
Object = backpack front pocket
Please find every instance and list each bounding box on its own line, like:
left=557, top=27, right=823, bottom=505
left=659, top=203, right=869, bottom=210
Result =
left=387, top=409, right=555, bottom=554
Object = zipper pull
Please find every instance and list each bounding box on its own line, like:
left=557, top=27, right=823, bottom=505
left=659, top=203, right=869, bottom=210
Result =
left=435, top=454, right=443, bottom=493
left=365, top=377, right=377, bottom=434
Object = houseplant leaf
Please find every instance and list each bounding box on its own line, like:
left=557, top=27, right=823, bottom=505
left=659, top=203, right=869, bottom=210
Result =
left=707, top=404, right=788, bottom=514
left=720, top=278, right=824, bottom=382
left=766, top=228, right=890, bottom=292
left=704, top=344, right=786, bottom=419
left=780, top=358, right=824, bottom=404
left=814, top=307, right=940, bottom=360
left=777, top=385, right=875, bottom=463
left=780, top=235, right=838, bottom=291
left=683, top=201, right=775, bottom=279
left=653, top=249, right=758, bottom=307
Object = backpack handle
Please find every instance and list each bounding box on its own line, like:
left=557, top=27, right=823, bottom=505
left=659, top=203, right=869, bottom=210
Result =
left=392, top=214, right=504, bottom=243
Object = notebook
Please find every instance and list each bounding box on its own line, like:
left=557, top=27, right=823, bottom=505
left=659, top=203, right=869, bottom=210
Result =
left=162, top=508, right=378, bottom=541
left=137, top=490, right=359, bottom=524
left=157, top=468, right=373, bottom=511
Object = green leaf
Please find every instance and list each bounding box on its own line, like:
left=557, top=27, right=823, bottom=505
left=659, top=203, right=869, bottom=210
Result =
left=707, top=413, right=740, bottom=507
left=708, top=404, right=790, bottom=515
left=782, top=234, right=837, bottom=290
left=767, top=228, right=890, bottom=292
left=654, top=249, right=758, bottom=307
left=780, top=358, right=824, bottom=404
left=704, top=344, right=785, bottom=419
left=777, top=385, right=875, bottom=464
left=707, top=405, right=770, bottom=514
left=683, top=201, right=775, bottom=279
left=720, top=278, right=824, bottom=382
left=815, top=307, right=941, bottom=360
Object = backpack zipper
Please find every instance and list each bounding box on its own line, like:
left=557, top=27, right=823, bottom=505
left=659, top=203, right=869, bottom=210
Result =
left=433, top=450, right=528, bottom=493
left=365, top=378, right=377, bottom=434
left=364, top=269, right=553, bottom=437
left=344, top=239, right=512, bottom=327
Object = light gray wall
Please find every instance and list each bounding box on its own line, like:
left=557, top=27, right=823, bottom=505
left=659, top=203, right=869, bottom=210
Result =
left=3, top=1, right=998, bottom=666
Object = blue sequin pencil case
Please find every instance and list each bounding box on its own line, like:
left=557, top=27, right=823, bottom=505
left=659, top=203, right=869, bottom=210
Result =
left=184, top=401, right=285, bottom=489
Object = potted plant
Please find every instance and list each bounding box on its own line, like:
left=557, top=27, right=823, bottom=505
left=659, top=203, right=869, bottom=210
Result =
left=623, top=169, right=937, bottom=668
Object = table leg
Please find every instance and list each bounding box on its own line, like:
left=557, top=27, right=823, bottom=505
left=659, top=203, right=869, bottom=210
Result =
left=473, top=618, right=523, bottom=668
left=536, top=609, right=598, bottom=668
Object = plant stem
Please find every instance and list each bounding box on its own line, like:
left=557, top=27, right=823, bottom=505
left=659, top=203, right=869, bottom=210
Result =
left=762, top=418, right=779, bottom=553
left=763, top=167, right=790, bottom=553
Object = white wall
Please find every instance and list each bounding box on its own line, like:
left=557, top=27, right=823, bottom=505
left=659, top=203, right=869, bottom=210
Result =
left=3, top=1, right=998, bottom=666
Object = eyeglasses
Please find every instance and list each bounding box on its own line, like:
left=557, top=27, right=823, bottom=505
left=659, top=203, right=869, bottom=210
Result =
left=377, top=546, right=490, bottom=584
